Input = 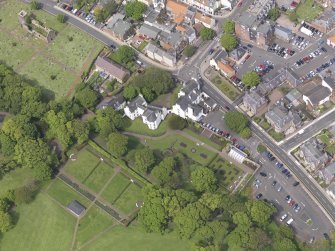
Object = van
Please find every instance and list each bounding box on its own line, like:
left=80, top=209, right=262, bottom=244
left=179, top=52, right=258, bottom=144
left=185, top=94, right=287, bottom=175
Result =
left=286, top=218, right=294, bottom=225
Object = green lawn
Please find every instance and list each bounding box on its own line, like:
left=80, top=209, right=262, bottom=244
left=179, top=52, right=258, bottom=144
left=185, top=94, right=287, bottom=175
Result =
left=209, top=156, right=242, bottom=188
left=0, top=1, right=103, bottom=99
left=296, top=0, right=323, bottom=22
left=101, top=173, right=131, bottom=204
left=146, top=135, right=217, bottom=166
left=124, top=116, right=169, bottom=137
left=137, top=41, right=148, bottom=52
left=83, top=162, right=115, bottom=193
left=75, top=206, right=115, bottom=249
left=47, top=178, right=91, bottom=208
left=260, top=120, right=271, bottom=131
left=81, top=224, right=192, bottom=251
left=211, top=76, right=240, bottom=101
left=0, top=167, right=34, bottom=197
left=63, top=148, right=100, bottom=182
left=269, top=129, right=285, bottom=142
left=183, top=128, right=223, bottom=151
left=0, top=194, right=76, bottom=251
left=319, top=132, right=335, bottom=155
left=114, top=183, right=143, bottom=215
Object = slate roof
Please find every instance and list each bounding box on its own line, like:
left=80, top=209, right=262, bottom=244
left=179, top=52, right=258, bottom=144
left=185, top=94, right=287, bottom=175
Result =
left=275, top=25, right=293, bottom=40
left=67, top=200, right=86, bottom=216
left=304, top=86, right=331, bottom=106
left=96, top=94, right=125, bottom=110
left=238, top=13, right=257, bottom=28
left=142, top=105, right=164, bottom=122
left=138, top=24, right=160, bottom=39
left=229, top=47, right=246, bottom=61
left=301, top=139, right=329, bottom=168
left=127, top=95, right=147, bottom=113
left=113, top=20, right=131, bottom=37
left=243, top=91, right=267, bottom=111
left=324, top=77, right=335, bottom=89
left=95, top=56, right=129, bottom=81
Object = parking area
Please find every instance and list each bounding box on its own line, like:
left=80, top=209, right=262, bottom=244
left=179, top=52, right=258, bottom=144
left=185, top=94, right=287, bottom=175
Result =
left=253, top=152, right=334, bottom=241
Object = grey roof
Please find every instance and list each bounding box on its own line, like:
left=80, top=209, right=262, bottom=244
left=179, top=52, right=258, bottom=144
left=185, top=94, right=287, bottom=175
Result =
left=238, top=13, right=257, bottom=28
left=266, top=102, right=300, bottom=130
left=138, top=24, right=160, bottom=39
left=285, top=89, right=302, bottom=103
left=304, top=86, right=331, bottom=106
left=96, top=95, right=125, bottom=110
left=257, top=22, right=272, bottom=34
left=212, top=49, right=228, bottom=63
left=323, top=77, right=335, bottom=89
left=327, top=182, right=335, bottom=194
left=159, top=31, right=184, bottom=48
left=301, top=139, right=329, bottom=167
left=189, top=104, right=202, bottom=116
left=203, top=98, right=216, bottom=109
left=95, top=56, right=130, bottom=81
left=229, top=47, right=246, bottom=61
left=127, top=95, right=147, bottom=113
left=182, top=79, right=201, bottom=95
left=113, top=20, right=131, bottom=37
left=67, top=200, right=86, bottom=216
left=243, top=91, right=267, bottom=111
left=142, top=105, right=163, bottom=122
left=176, top=96, right=189, bottom=111
left=107, top=13, right=125, bottom=29
left=275, top=25, right=292, bottom=40
left=324, top=162, right=335, bottom=176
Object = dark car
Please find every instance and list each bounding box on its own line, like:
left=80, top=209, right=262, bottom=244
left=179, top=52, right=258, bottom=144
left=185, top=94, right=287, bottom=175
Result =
left=209, top=49, right=214, bottom=55
left=272, top=180, right=277, bottom=186
left=323, top=233, right=330, bottom=240
left=285, top=195, right=290, bottom=201
left=225, top=106, right=230, bottom=111
left=247, top=44, right=253, bottom=48
left=256, top=193, right=263, bottom=199
left=260, top=172, right=267, bottom=177
left=293, top=181, right=300, bottom=187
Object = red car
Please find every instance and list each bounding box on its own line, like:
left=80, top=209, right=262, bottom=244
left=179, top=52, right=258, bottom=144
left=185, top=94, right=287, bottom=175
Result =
left=237, top=1, right=242, bottom=7
left=289, top=200, right=296, bottom=207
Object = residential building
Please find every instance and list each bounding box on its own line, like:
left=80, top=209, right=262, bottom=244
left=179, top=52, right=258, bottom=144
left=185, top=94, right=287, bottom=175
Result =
left=96, top=94, right=126, bottom=111
left=142, top=105, right=168, bottom=130
left=172, top=79, right=216, bottom=121
left=176, top=24, right=197, bottom=44
left=18, top=10, right=56, bottom=43
left=144, top=43, right=177, bottom=66
left=166, top=0, right=189, bottom=23
left=110, top=20, right=133, bottom=41
left=152, top=0, right=165, bottom=10
left=307, top=10, right=335, bottom=33
left=286, top=68, right=302, bottom=87
left=95, top=56, right=130, bottom=83
left=302, top=86, right=331, bottom=108
left=194, top=12, right=216, bottom=28
left=124, top=95, right=148, bottom=120
left=144, top=8, right=176, bottom=33
left=217, top=61, right=235, bottom=78
left=327, top=35, right=335, bottom=48
left=274, top=25, right=293, bottom=42
left=326, top=182, right=335, bottom=201
left=158, top=31, right=188, bottom=54
left=265, top=102, right=301, bottom=133
left=299, top=138, right=329, bottom=172
left=229, top=47, right=247, bottom=63
left=284, top=89, right=302, bottom=107
left=210, top=49, right=228, bottom=70
left=106, top=13, right=125, bottom=28
left=323, top=77, right=335, bottom=97
left=256, top=22, right=275, bottom=48
left=138, top=24, right=161, bottom=39
left=243, top=90, right=268, bottom=116
left=319, top=162, right=335, bottom=184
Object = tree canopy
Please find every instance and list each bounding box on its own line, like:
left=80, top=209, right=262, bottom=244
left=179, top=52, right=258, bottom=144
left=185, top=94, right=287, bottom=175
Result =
left=123, top=85, right=138, bottom=100
left=125, top=0, right=147, bottom=21
left=107, top=133, right=128, bottom=157
left=183, top=45, right=197, bottom=57
left=240, top=127, right=252, bottom=139
left=223, top=20, right=235, bottom=34
left=220, top=34, right=238, bottom=52
left=112, top=45, right=135, bottom=65
left=151, top=157, right=178, bottom=186
left=268, top=8, right=281, bottom=21
left=242, top=71, right=261, bottom=87
left=191, top=165, right=217, bottom=192
left=224, top=111, right=248, bottom=133
left=94, top=107, right=125, bottom=137
left=168, top=115, right=187, bottom=130
left=200, top=27, right=216, bottom=40
left=134, top=148, right=155, bottom=173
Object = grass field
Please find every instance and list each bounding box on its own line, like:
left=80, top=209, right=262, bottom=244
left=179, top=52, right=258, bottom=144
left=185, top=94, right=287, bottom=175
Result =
left=296, top=0, right=323, bottom=22
left=75, top=206, right=115, bottom=249
left=0, top=1, right=103, bottom=98
left=113, top=183, right=143, bottom=215
left=0, top=194, right=76, bottom=251
left=183, top=128, right=223, bottom=151
left=102, top=173, right=131, bottom=204
left=81, top=224, right=192, bottom=251
left=83, top=162, right=115, bottom=193
left=318, top=131, right=335, bottom=155
left=47, top=178, right=91, bottom=208
left=124, top=116, right=169, bottom=137
left=63, top=148, right=100, bottom=182
left=209, top=156, right=242, bottom=188
left=146, top=135, right=217, bottom=166
left=0, top=167, right=34, bottom=197
left=211, top=75, right=240, bottom=101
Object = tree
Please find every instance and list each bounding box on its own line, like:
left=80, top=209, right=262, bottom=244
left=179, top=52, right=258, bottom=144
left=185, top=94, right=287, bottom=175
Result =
left=223, top=20, right=235, bottom=34
left=0, top=210, right=12, bottom=233
left=233, top=212, right=252, bottom=228
left=2, top=115, right=38, bottom=142
left=220, top=34, right=238, bottom=52
left=268, top=8, right=280, bottom=21
left=199, top=193, right=223, bottom=211
left=246, top=200, right=277, bottom=226
left=30, top=0, right=40, bottom=10
left=272, top=238, right=297, bottom=251
left=20, top=86, right=46, bottom=119
left=57, top=14, right=65, bottom=23
left=240, top=127, right=252, bottom=139
left=257, top=144, right=267, bottom=153
left=123, top=85, right=138, bottom=100
left=75, top=87, right=99, bottom=109
left=125, top=0, right=147, bottom=21
left=168, top=115, right=187, bottom=130
left=200, top=27, right=216, bottom=40
left=242, top=71, right=261, bottom=87
left=0, top=133, right=16, bottom=157
left=95, top=107, right=124, bottom=137
left=0, top=198, right=12, bottom=212
left=112, top=45, right=135, bottom=65
left=224, top=111, right=248, bottom=133
left=67, top=119, right=90, bottom=144
left=14, top=181, right=39, bottom=205
left=134, top=148, right=155, bottom=173
left=191, top=166, right=217, bottom=192
left=107, top=133, right=128, bottom=157
left=151, top=157, right=177, bottom=186
left=183, top=45, right=197, bottom=57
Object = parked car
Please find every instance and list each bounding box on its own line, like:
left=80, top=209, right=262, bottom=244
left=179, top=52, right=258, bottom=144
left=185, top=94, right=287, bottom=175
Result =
left=260, top=172, right=267, bottom=177
left=323, top=233, right=330, bottom=240
left=293, top=181, right=300, bottom=187
left=256, top=193, right=263, bottom=199
left=280, top=213, right=288, bottom=222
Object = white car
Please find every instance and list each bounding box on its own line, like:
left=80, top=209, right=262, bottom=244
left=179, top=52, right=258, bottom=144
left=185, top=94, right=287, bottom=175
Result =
left=280, top=213, right=288, bottom=222
left=287, top=218, right=294, bottom=225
